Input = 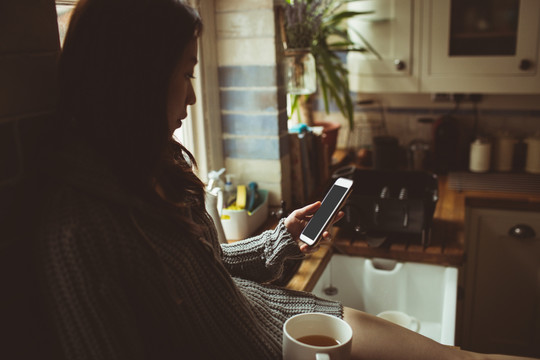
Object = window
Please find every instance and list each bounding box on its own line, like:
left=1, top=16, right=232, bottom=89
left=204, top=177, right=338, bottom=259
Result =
left=175, top=0, right=223, bottom=182
left=55, top=0, right=223, bottom=182
left=55, top=1, right=76, bottom=47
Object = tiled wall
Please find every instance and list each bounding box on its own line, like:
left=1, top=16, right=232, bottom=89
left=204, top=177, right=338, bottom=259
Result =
left=215, top=0, right=291, bottom=207
left=0, top=0, right=60, bottom=231
left=312, top=92, right=540, bottom=170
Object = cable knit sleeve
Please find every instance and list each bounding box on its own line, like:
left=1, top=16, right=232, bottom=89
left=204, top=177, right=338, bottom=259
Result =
left=220, top=219, right=304, bottom=283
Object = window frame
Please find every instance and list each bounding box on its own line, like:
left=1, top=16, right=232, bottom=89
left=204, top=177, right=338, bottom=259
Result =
left=180, top=0, right=224, bottom=182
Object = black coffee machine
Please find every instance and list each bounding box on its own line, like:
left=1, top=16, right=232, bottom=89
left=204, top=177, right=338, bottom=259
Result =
left=333, top=166, right=439, bottom=247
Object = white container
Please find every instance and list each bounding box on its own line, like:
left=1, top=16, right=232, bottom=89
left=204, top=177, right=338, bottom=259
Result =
left=205, top=190, right=228, bottom=244
left=525, top=135, right=540, bottom=174
left=469, top=138, right=491, bottom=173
left=312, top=254, right=458, bottom=345
left=493, top=134, right=516, bottom=172
left=220, top=190, right=269, bottom=241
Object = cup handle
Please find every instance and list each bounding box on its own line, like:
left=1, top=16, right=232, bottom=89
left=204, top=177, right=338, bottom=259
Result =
left=316, top=354, right=331, bottom=360
left=409, top=316, right=419, bottom=332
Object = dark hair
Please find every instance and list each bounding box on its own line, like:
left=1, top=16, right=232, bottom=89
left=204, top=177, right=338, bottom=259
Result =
left=58, top=0, right=206, bottom=230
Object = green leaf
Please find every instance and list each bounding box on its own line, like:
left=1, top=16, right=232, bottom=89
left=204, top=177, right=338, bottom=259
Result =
left=283, top=0, right=380, bottom=130
left=327, top=10, right=372, bottom=24
left=316, top=67, right=330, bottom=113
left=347, top=27, right=382, bottom=60
left=290, top=94, right=301, bottom=122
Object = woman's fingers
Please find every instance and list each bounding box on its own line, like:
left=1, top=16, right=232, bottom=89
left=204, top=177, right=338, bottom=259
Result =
left=296, top=201, right=321, bottom=218
left=299, top=242, right=320, bottom=253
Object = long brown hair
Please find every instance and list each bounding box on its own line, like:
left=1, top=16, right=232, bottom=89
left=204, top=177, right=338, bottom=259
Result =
left=57, top=0, right=206, bottom=233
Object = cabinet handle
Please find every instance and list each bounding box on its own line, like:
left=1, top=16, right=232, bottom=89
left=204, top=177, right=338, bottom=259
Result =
left=394, top=59, right=406, bottom=71
left=508, top=224, right=536, bottom=239
left=519, top=59, right=532, bottom=71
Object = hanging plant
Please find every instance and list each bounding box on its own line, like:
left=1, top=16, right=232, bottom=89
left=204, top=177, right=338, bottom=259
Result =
left=280, top=0, right=381, bottom=129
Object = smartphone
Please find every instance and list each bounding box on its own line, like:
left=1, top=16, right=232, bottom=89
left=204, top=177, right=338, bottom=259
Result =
left=299, top=177, right=354, bottom=247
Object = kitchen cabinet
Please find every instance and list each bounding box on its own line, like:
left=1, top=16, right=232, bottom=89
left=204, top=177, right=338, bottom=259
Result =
left=462, top=205, right=540, bottom=357
left=347, top=0, right=540, bottom=94
left=422, top=0, right=540, bottom=93
left=347, top=0, right=420, bottom=92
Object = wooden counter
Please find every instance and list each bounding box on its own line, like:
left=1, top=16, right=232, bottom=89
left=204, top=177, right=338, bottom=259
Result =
left=284, top=173, right=540, bottom=291
left=285, top=239, right=333, bottom=292
left=333, top=176, right=465, bottom=267
left=333, top=175, right=540, bottom=266
left=234, top=159, right=540, bottom=292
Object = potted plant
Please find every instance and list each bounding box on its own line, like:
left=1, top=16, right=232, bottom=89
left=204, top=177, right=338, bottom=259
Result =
left=280, top=0, right=380, bottom=132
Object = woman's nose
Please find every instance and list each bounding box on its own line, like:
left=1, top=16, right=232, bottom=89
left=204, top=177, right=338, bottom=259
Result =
left=186, top=81, right=196, bottom=105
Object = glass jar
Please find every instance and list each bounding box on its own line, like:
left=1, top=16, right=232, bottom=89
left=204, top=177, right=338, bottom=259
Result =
left=284, top=50, right=317, bottom=95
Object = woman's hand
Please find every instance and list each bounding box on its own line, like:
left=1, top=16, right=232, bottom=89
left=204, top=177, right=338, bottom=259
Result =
left=284, top=202, right=344, bottom=254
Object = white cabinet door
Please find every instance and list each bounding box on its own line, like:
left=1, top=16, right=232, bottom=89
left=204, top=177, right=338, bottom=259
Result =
left=347, top=0, right=420, bottom=92
left=422, top=0, right=540, bottom=93
left=463, top=207, right=540, bottom=356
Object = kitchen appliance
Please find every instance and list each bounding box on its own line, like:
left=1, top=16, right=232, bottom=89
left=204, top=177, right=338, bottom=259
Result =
left=372, top=135, right=399, bottom=170
left=337, top=168, right=439, bottom=247
left=433, top=115, right=459, bottom=174
left=408, top=139, right=431, bottom=171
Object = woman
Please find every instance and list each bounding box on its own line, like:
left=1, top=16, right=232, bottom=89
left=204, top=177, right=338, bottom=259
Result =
left=36, top=0, right=537, bottom=359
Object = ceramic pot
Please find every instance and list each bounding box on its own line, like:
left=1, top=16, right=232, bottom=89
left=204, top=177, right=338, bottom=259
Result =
left=314, top=121, right=341, bottom=159
left=525, top=135, right=540, bottom=174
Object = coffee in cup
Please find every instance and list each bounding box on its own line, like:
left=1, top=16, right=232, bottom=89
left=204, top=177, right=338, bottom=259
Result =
left=283, top=312, right=352, bottom=360
left=296, top=335, right=341, bottom=347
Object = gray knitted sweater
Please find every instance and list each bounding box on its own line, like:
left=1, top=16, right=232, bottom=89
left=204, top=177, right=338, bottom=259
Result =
left=37, top=147, right=342, bottom=360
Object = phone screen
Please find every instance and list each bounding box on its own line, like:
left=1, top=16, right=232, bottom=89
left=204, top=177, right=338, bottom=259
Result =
left=302, top=183, right=349, bottom=240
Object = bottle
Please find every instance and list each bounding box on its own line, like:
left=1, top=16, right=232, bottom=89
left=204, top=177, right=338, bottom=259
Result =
left=204, top=168, right=227, bottom=244
left=204, top=189, right=227, bottom=244
left=206, top=168, right=225, bottom=211
left=223, top=174, right=236, bottom=208
left=207, top=168, right=225, bottom=191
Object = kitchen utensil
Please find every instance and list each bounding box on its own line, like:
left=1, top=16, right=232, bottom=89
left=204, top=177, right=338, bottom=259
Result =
left=246, top=182, right=260, bottom=212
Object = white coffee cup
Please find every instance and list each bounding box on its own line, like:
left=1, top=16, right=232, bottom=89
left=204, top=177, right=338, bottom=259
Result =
left=377, top=310, right=419, bottom=332
left=283, top=313, right=353, bottom=360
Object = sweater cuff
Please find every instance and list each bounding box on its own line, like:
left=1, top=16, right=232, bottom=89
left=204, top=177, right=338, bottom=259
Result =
left=264, top=219, right=304, bottom=267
